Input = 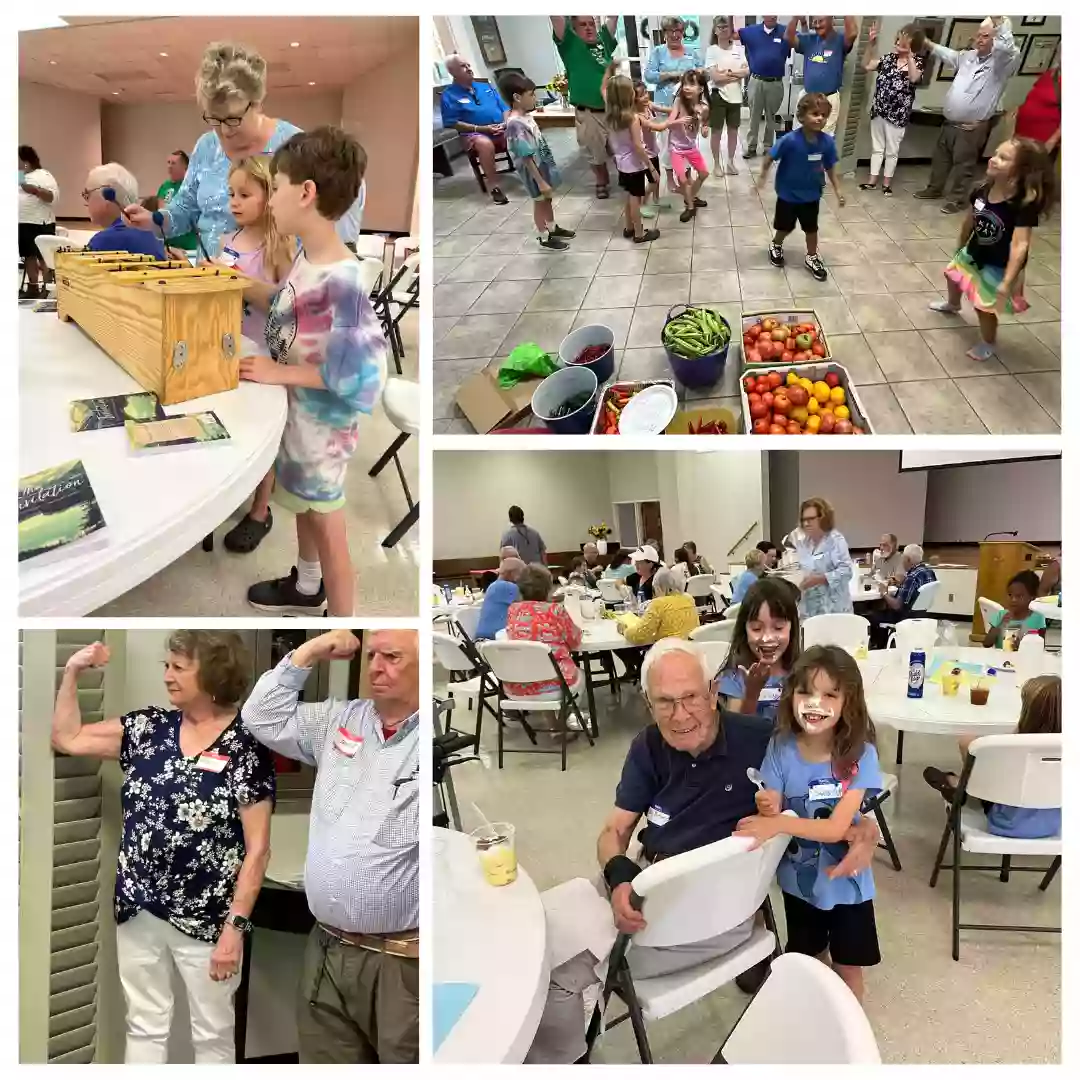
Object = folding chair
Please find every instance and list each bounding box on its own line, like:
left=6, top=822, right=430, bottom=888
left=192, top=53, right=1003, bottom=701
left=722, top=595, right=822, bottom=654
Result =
left=479, top=640, right=595, bottom=772
left=369, top=377, right=418, bottom=548
left=861, top=772, right=902, bottom=871
left=372, top=252, right=419, bottom=375
left=714, top=952, right=880, bottom=1063
left=586, top=826, right=790, bottom=1064
left=928, top=733, right=1062, bottom=961
left=802, top=613, right=870, bottom=650
left=433, top=697, right=481, bottom=830
left=686, top=573, right=716, bottom=612
left=466, top=141, right=516, bottom=193
left=689, top=619, right=737, bottom=644
left=432, top=631, right=498, bottom=755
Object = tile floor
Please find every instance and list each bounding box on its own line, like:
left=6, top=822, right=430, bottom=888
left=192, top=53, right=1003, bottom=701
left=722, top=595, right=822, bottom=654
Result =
left=434, top=128, right=1061, bottom=434
left=94, top=310, right=420, bottom=617
left=436, top=655, right=1060, bottom=1065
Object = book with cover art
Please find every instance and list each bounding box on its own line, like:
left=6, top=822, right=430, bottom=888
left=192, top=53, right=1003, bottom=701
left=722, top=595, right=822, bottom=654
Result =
left=34, top=298, right=58, bottom=313
left=19, top=459, right=106, bottom=562
left=70, top=391, right=166, bottom=432
left=124, top=411, right=230, bottom=451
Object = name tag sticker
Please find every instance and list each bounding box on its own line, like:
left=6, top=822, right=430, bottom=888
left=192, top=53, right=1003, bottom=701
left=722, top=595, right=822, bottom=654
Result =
left=334, top=726, right=363, bottom=757
left=824, top=50, right=834, bottom=57
left=195, top=752, right=229, bottom=773
left=646, top=805, right=670, bottom=827
left=808, top=779, right=843, bottom=802
left=758, top=686, right=783, bottom=703
left=974, top=198, right=986, bottom=211
left=219, top=247, right=240, bottom=267
left=807, top=153, right=823, bottom=162
left=774, top=37, right=783, bottom=44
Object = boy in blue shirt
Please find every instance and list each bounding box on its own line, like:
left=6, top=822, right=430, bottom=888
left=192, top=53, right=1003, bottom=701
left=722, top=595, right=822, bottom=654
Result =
left=755, top=92, right=846, bottom=282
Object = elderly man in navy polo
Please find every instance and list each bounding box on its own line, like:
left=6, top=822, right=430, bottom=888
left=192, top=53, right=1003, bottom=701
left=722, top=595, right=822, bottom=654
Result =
left=597, top=637, right=878, bottom=988
left=243, top=628, right=419, bottom=1064
left=739, top=16, right=793, bottom=158
left=786, top=15, right=859, bottom=136
left=441, top=54, right=511, bottom=205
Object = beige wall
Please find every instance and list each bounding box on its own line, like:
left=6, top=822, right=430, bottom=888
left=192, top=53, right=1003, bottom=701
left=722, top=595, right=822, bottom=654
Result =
left=19, top=82, right=102, bottom=219
left=342, top=53, right=419, bottom=233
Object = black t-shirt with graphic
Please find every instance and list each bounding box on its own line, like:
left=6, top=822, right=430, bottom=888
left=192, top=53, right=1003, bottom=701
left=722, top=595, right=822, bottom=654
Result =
left=965, top=182, right=1041, bottom=270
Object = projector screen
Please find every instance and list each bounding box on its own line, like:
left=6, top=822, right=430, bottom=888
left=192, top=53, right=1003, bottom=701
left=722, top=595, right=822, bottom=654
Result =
left=899, top=450, right=1060, bottom=472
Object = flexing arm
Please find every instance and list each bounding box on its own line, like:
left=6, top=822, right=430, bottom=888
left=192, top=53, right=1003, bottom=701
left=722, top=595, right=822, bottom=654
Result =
left=742, top=788, right=866, bottom=845
left=51, top=642, right=123, bottom=759
left=605, top=16, right=619, bottom=37
left=927, top=37, right=960, bottom=70
left=863, top=23, right=880, bottom=71
left=990, top=17, right=1019, bottom=71
left=843, top=15, right=859, bottom=50
left=785, top=17, right=800, bottom=50
left=550, top=15, right=567, bottom=40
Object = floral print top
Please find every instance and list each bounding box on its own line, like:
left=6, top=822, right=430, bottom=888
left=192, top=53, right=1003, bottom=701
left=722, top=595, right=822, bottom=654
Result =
left=504, top=600, right=583, bottom=696
left=116, top=706, right=276, bottom=943
left=869, top=50, right=925, bottom=128
left=794, top=528, right=854, bottom=618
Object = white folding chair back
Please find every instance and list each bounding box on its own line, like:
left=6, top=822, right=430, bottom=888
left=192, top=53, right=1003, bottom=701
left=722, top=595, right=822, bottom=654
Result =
left=631, top=826, right=791, bottom=950
left=710, top=584, right=729, bottom=611
left=453, top=603, right=483, bottom=642
left=689, top=619, right=736, bottom=643
left=911, top=579, right=941, bottom=612
left=965, top=733, right=1062, bottom=811
left=802, top=613, right=870, bottom=651
left=432, top=631, right=476, bottom=674
left=724, top=602, right=742, bottom=621
left=720, top=953, right=881, bottom=1064
left=685, top=573, right=715, bottom=598
left=698, top=640, right=731, bottom=680
left=36, top=233, right=75, bottom=269
left=480, top=640, right=568, bottom=710
left=978, top=596, right=1006, bottom=632
left=355, top=255, right=384, bottom=296
left=393, top=251, right=421, bottom=298
left=598, top=578, right=627, bottom=603
left=382, top=377, right=419, bottom=436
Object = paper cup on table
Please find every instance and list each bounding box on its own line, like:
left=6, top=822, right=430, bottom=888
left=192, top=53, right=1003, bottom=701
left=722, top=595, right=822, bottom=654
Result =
left=471, top=823, right=517, bottom=886
left=969, top=679, right=990, bottom=706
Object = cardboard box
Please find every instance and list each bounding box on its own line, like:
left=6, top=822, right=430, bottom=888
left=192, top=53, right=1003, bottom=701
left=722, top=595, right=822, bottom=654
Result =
left=740, top=308, right=832, bottom=364
left=455, top=359, right=543, bottom=433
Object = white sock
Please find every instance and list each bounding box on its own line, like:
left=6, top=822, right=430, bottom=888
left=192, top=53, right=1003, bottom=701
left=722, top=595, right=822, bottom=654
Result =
left=295, top=557, right=322, bottom=595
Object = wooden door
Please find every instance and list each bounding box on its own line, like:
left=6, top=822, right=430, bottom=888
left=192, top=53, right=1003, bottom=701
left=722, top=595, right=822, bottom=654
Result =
left=640, top=501, right=664, bottom=557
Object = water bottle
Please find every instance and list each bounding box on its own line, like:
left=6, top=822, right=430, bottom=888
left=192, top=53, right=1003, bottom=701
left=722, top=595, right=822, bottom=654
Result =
left=907, top=649, right=926, bottom=698
left=938, top=621, right=956, bottom=648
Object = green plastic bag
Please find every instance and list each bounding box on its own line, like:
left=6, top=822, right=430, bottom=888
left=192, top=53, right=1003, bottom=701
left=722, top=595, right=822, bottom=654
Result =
left=498, top=343, right=557, bottom=388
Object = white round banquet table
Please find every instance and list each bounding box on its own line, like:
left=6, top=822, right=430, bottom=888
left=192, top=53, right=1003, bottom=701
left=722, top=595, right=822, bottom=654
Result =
left=859, top=646, right=1061, bottom=751
left=1030, top=599, right=1063, bottom=622
left=433, top=827, right=549, bottom=1064
left=19, top=308, right=286, bottom=615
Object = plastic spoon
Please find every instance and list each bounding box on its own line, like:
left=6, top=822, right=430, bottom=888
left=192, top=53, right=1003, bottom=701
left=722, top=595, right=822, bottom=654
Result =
left=746, top=767, right=766, bottom=791
left=471, top=802, right=499, bottom=840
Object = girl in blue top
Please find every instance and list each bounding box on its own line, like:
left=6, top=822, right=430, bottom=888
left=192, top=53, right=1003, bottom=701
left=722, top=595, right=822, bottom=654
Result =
left=737, top=645, right=882, bottom=1003
left=717, top=577, right=801, bottom=721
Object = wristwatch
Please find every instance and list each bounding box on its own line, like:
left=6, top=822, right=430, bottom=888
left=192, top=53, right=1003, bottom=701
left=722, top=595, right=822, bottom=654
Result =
left=225, top=914, right=253, bottom=934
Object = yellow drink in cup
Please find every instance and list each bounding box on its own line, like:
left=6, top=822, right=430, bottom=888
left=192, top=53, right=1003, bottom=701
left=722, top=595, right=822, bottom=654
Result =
left=942, top=669, right=961, bottom=697
left=471, top=823, right=518, bottom=886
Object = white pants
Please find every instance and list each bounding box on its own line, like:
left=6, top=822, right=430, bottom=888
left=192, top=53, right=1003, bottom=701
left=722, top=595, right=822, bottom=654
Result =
left=869, top=114, right=906, bottom=181
left=117, top=910, right=238, bottom=1064
left=797, top=89, right=842, bottom=136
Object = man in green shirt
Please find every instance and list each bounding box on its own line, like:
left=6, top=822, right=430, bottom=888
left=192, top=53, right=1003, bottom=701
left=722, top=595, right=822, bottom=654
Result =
left=156, top=150, right=198, bottom=255
left=551, top=15, right=619, bottom=198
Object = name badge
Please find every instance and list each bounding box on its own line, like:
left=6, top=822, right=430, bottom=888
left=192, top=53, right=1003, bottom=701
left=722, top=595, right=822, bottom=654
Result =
left=824, top=49, right=834, bottom=58
left=219, top=247, right=240, bottom=267
left=814, top=550, right=825, bottom=559
left=646, top=805, right=670, bottom=827
left=195, top=752, right=229, bottom=773
left=758, top=686, right=783, bottom=703
left=974, top=199, right=986, bottom=211
left=334, top=726, right=363, bottom=757
left=808, top=778, right=843, bottom=802
left=459, top=98, right=471, bottom=105
left=807, top=153, right=823, bottom=162
left=774, top=37, right=783, bottom=44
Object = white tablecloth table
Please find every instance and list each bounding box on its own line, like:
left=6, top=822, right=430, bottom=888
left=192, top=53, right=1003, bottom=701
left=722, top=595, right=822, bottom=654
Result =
left=20, top=309, right=286, bottom=615
left=433, top=827, right=549, bottom=1064
left=1030, top=600, right=1063, bottom=622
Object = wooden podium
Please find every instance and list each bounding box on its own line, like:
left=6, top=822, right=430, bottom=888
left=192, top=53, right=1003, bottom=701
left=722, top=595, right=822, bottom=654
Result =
left=970, top=541, right=1044, bottom=640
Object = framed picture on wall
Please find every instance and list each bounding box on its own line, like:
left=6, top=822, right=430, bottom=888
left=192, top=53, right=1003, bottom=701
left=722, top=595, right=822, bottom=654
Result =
left=470, top=15, right=507, bottom=66
left=935, top=18, right=984, bottom=81
left=1020, top=34, right=1059, bottom=76
left=913, top=17, right=945, bottom=88
left=1021, top=17, right=1047, bottom=28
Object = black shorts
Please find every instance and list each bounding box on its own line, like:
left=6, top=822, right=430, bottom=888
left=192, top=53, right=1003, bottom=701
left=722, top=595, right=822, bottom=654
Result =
left=773, top=198, right=820, bottom=235
left=19, top=221, right=56, bottom=260
left=618, top=168, right=649, bottom=198
left=782, top=892, right=881, bottom=968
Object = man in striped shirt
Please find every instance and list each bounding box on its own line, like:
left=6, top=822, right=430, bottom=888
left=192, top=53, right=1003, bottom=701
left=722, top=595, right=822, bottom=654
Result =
left=243, top=629, right=419, bottom=1063
left=868, top=544, right=938, bottom=648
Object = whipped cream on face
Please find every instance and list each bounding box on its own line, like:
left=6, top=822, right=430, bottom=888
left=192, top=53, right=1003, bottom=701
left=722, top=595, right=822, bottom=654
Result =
left=796, top=695, right=835, bottom=733
left=750, top=630, right=784, bottom=662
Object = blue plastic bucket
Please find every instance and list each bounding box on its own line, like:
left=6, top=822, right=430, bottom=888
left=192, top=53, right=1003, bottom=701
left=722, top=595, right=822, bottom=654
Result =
left=532, top=366, right=599, bottom=434
left=559, top=323, right=615, bottom=384
left=662, top=304, right=730, bottom=389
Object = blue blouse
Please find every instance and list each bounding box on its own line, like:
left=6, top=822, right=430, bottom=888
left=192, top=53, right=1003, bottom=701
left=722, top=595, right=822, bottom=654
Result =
left=644, top=45, right=704, bottom=107
left=794, top=528, right=854, bottom=618
left=116, top=706, right=276, bottom=943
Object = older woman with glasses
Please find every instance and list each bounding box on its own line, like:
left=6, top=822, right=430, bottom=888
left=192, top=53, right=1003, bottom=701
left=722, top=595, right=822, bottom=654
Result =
left=123, top=41, right=361, bottom=258
left=644, top=16, right=703, bottom=195
left=792, top=496, right=854, bottom=617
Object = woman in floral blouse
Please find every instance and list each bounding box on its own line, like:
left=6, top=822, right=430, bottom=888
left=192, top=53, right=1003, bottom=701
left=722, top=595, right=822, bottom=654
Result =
left=793, top=496, right=855, bottom=618
left=859, top=22, right=926, bottom=195
left=51, top=631, right=275, bottom=1064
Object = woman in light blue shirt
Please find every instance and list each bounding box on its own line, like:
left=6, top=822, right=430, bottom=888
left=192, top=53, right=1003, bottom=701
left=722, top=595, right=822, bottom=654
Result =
left=123, top=42, right=361, bottom=259
left=731, top=549, right=766, bottom=605
left=793, top=496, right=854, bottom=617
left=644, top=16, right=703, bottom=193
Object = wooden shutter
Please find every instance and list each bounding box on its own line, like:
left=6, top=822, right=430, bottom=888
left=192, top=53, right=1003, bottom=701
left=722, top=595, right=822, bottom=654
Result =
left=837, top=18, right=873, bottom=175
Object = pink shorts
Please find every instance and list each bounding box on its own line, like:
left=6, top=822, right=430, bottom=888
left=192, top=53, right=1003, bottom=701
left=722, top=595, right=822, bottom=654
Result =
left=671, top=146, right=708, bottom=184
left=461, top=131, right=507, bottom=154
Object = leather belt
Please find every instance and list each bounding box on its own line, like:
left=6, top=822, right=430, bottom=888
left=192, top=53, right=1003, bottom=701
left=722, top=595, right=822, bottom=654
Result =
left=573, top=104, right=606, bottom=113
left=321, top=923, right=420, bottom=959
left=751, top=74, right=784, bottom=82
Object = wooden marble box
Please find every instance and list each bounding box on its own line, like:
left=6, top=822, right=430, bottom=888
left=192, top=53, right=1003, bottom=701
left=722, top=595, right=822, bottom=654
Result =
left=54, top=249, right=248, bottom=405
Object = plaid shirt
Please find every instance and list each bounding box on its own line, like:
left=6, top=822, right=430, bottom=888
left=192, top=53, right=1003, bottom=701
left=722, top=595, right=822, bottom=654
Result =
left=243, top=655, right=418, bottom=934
left=896, top=563, right=937, bottom=610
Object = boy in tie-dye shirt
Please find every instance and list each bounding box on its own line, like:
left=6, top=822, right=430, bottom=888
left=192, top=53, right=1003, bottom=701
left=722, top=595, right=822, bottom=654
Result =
left=239, top=127, right=386, bottom=616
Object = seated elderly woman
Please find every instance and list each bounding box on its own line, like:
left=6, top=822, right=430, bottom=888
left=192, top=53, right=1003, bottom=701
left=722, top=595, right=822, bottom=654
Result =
left=567, top=555, right=598, bottom=589
left=683, top=540, right=713, bottom=574
left=669, top=547, right=699, bottom=591
left=84, top=163, right=166, bottom=258
left=602, top=549, right=635, bottom=581
left=476, top=557, right=524, bottom=640
left=731, top=549, right=767, bottom=604
left=504, top=564, right=586, bottom=722
left=618, top=568, right=700, bottom=646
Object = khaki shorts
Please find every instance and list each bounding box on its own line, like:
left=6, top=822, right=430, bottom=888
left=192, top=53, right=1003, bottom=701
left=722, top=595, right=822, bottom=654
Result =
left=575, top=107, right=610, bottom=166
left=797, top=89, right=842, bottom=136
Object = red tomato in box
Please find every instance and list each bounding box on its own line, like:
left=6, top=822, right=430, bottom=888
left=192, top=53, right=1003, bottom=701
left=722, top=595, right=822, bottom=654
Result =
left=746, top=324, right=761, bottom=339
left=781, top=351, right=794, bottom=364
left=761, top=391, right=775, bottom=409
left=767, top=371, right=783, bottom=389
left=748, top=392, right=762, bottom=406
left=811, top=342, right=825, bottom=358
left=758, top=340, right=774, bottom=360
left=773, top=393, right=791, bottom=415
left=825, top=372, right=840, bottom=388
left=753, top=418, right=770, bottom=434
left=769, top=423, right=788, bottom=435
left=749, top=400, right=769, bottom=420
left=743, top=376, right=757, bottom=392
left=819, top=412, right=836, bottom=434
left=787, top=385, right=810, bottom=408
left=747, top=349, right=762, bottom=365
left=787, top=421, right=802, bottom=435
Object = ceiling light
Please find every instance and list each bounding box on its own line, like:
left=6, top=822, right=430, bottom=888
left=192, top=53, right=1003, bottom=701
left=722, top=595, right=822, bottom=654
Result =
left=49, top=60, right=57, bottom=65
left=159, top=51, right=168, bottom=57
left=112, top=91, right=120, bottom=95
left=308, top=81, right=316, bottom=86
left=290, top=42, right=300, bottom=48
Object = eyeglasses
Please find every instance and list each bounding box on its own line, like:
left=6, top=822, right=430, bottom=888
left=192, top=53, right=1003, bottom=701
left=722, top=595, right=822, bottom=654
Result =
left=651, top=691, right=710, bottom=719
left=801, top=514, right=820, bottom=524
left=81, top=185, right=105, bottom=202
left=203, top=101, right=253, bottom=129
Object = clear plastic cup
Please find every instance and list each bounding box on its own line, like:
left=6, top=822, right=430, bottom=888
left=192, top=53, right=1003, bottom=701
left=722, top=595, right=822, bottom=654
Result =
left=969, top=680, right=990, bottom=706
left=471, top=823, right=517, bottom=886
left=942, top=671, right=961, bottom=697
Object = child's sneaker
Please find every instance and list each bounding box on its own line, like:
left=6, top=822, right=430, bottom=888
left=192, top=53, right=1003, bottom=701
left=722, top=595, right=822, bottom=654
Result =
left=550, top=224, right=576, bottom=238
left=633, top=229, right=660, bottom=244
left=966, top=341, right=997, bottom=362
left=805, top=253, right=828, bottom=281
left=769, top=242, right=785, bottom=267
left=539, top=233, right=570, bottom=250
left=928, top=299, right=961, bottom=314
left=248, top=566, right=327, bottom=614
left=641, top=204, right=659, bottom=218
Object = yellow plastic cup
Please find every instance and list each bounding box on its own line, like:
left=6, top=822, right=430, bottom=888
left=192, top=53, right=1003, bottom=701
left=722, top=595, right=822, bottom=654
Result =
left=942, top=672, right=961, bottom=697
left=471, top=823, right=518, bottom=886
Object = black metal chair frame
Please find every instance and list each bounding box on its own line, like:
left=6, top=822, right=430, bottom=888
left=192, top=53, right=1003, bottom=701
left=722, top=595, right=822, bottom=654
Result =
left=372, top=258, right=419, bottom=376
left=369, top=423, right=418, bottom=548
left=927, top=753, right=1061, bottom=961
left=491, top=651, right=594, bottom=772
left=433, top=697, right=480, bottom=830
left=861, top=786, right=902, bottom=872
left=443, top=627, right=500, bottom=755
left=466, top=142, right=516, bottom=193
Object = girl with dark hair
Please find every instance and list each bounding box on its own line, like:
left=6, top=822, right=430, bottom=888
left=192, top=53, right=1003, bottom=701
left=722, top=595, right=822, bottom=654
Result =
left=736, top=645, right=882, bottom=1003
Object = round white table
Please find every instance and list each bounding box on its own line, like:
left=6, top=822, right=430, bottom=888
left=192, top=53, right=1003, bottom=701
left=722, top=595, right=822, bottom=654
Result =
left=860, top=646, right=1061, bottom=762
left=20, top=308, right=286, bottom=615
left=1030, top=599, right=1063, bottom=622
left=433, top=827, right=549, bottom=1064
